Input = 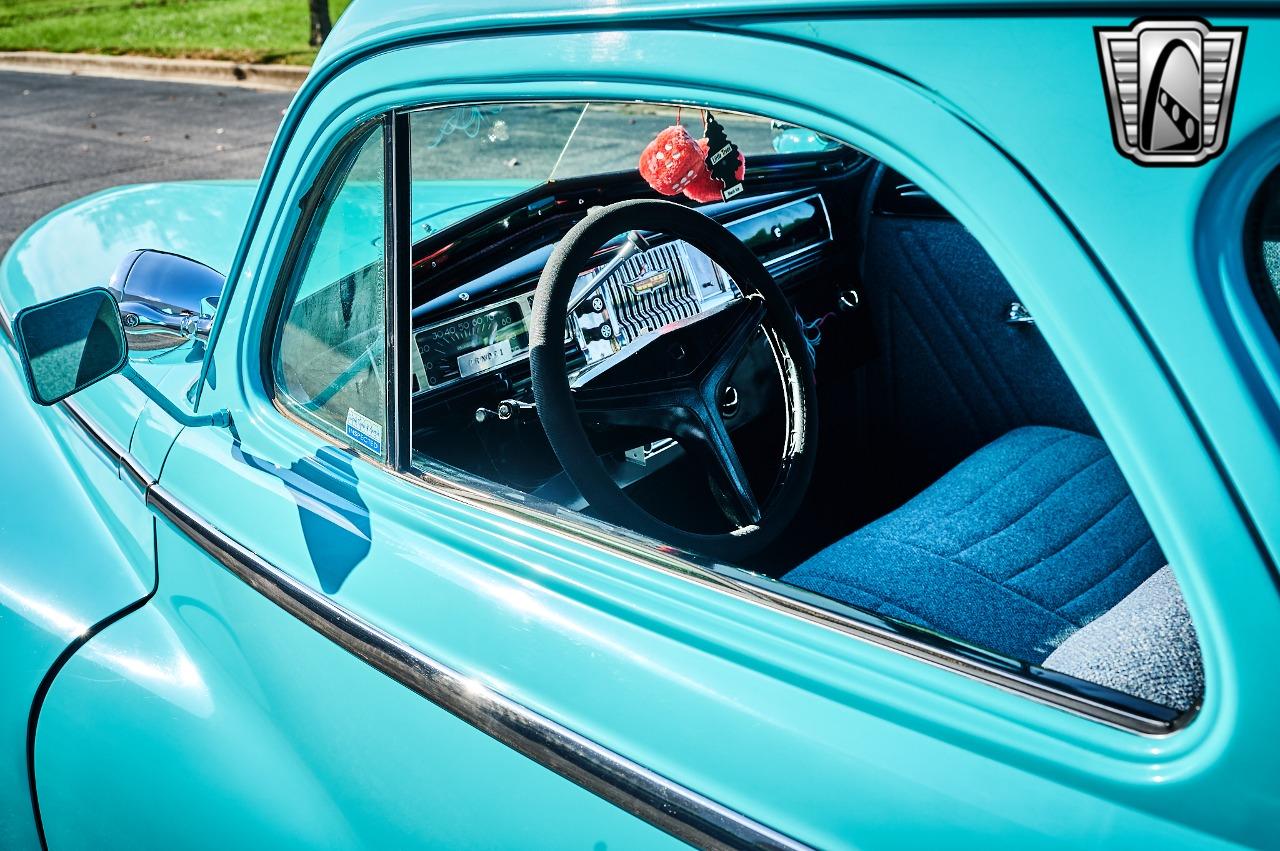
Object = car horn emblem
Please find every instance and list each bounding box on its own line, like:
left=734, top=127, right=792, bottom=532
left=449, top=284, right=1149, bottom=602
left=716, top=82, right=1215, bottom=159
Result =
left=1095, top=19, right=1245, bottom=166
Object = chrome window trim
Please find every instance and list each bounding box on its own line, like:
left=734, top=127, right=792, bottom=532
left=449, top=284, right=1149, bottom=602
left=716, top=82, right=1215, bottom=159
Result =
left=401, top=455, right=1187, bottom=736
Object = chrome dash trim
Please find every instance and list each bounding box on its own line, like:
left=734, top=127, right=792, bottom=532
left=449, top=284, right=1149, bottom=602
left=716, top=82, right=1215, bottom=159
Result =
left=145, top=482, right=810, bottom=851
left=725, top=191, right=833, bottom=270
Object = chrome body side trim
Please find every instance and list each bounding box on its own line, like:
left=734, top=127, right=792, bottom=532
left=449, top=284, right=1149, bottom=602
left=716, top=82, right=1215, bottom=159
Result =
left=144, top=482, right=809, bottom=851
left=61, top=397, right=155, bottom=492
left=6, top=291, right=1181, bottom=795
left=11, top=304, right=807, bottom=846
left=266, top=324, right=1185, bottom=736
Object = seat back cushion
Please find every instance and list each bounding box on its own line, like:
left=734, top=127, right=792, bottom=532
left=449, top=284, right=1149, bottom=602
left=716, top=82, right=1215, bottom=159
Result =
left=857, top=167, right=1097, bottom=505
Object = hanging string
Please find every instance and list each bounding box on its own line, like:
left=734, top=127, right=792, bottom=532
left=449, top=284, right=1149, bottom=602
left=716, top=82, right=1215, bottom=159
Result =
left=675, top=106, right=682, bottom=126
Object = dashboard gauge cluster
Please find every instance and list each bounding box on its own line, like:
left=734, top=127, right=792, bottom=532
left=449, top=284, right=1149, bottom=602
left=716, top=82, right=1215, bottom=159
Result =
left=417, top=300, right=527, bottom=387
left=413, top=293, right=536, bottom=391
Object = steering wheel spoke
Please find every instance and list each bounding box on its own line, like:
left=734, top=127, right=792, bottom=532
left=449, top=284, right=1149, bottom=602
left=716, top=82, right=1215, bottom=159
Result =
left=694, top=295, right=768, bottom=392
left=572, top=381, right=692, bottom=436
left=677, top=398, right=761, bottom=528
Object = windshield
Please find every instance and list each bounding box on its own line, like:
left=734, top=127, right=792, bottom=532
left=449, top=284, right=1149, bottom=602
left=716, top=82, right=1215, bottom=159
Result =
left=407, top=102, right=844, bottom=235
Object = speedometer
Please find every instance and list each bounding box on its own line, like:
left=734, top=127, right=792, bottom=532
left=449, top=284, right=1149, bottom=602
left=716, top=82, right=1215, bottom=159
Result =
left=417, top=301, right=528, bottom=387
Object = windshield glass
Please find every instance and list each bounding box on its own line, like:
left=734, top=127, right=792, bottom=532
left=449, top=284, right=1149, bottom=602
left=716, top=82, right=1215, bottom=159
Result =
left=407, top=102, right=844, bottom=235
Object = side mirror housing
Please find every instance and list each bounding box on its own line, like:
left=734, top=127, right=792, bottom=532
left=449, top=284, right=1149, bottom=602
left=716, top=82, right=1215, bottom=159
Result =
left=110, top=249, right=226, bottom=347
left=13, top=287, right=127, bottom=405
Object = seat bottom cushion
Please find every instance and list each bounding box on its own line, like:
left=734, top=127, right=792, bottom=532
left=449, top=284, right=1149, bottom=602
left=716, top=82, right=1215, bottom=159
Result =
left=1042, top=567, right=1201, bottom=711
left=782, top=426, right=1166, bottom=662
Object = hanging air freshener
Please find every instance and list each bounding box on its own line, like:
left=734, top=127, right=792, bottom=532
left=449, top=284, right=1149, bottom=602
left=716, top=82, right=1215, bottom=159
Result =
left=689, top=112, right=746, bottom=202
left=639, top=109, right=747, bottom=204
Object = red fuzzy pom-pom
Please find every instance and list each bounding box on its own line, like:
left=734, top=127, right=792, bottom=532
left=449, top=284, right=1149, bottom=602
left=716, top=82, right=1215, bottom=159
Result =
left=638, top=125, right=707, bottom=197
left=680, top=139, right=746, bottom=203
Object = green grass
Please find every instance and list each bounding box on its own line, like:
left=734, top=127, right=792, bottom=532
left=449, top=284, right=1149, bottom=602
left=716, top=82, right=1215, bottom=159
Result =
left=0, top=0, right=353, bottom=65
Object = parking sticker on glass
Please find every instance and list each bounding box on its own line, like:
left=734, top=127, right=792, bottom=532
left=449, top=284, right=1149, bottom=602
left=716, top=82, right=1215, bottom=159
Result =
left=345, top=407, right=383, bottom=454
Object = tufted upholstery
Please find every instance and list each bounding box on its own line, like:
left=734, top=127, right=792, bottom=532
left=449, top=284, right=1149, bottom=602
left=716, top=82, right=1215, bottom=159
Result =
left=858, top=211, right=1098, bottom=509
left=782, top=426, right=1166, bottom=662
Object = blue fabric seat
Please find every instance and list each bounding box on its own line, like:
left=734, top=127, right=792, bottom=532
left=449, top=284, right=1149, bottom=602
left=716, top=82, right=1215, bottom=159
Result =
left=782, top=426, right=1166, bottom=662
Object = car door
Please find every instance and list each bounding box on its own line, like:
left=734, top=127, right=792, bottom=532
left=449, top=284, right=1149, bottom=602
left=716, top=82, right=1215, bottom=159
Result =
left=27, top=22, right=1280, bottom=850
left=29, top=116, right=694, bottom=851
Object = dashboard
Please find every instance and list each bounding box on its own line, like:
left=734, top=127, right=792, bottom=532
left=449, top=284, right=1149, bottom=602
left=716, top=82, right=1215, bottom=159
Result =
left=409, top=192, right=833, bottom=397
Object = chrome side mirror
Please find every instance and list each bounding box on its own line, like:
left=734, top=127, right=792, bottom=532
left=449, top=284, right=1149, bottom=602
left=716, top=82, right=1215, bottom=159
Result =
left=13, top=288, right=128, bottom=405
left=109, top=250, right=225, bottom=348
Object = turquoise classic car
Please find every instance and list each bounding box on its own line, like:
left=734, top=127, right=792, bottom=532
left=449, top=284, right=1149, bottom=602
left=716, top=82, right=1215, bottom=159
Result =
left=3, top=2, right=1280, bottom=848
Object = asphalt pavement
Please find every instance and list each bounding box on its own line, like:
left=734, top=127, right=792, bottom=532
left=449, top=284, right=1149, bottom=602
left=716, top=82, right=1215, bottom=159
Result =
left=0, top=71, right=780, bottom=259
left=0, top=70, right=290, bottom=255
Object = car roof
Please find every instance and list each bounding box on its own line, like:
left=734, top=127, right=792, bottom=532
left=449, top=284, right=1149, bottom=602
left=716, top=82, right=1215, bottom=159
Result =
left=315, top=0, right=1219, bottom=77
left=313, top=0, right=806, bottom=72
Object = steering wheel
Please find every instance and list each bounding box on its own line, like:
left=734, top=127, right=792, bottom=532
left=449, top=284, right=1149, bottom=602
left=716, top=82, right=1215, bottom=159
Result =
left=529, top=199, right=818, bottom=561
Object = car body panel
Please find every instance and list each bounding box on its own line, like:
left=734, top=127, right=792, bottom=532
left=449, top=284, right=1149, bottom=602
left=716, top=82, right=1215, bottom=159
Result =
left=0, top=181, right=254, bottom=314
left=22, top=19, right=1280, bottom=849
left=35, top=527, right=683, bottom=851
left=0, top=339, right=154, bottom=850
left=308, top=0, right=1280, bottom=80
left=4, top=6, right=1280, bottom=850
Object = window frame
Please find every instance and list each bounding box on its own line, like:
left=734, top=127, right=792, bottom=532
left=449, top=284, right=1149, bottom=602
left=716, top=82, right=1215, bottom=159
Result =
left=1245, top=164, right=1280, bottom=347
left=259, top=100, right=1194, bottom=736
left=263, top=115, right=407, bottom=465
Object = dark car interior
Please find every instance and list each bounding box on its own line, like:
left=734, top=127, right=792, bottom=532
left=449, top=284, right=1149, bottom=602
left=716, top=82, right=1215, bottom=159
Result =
left=277, top=103, right=1204, bottom=719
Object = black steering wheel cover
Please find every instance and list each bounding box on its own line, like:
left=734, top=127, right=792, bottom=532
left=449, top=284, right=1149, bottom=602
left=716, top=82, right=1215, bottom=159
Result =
left=530, top=199, right=818, bottom=561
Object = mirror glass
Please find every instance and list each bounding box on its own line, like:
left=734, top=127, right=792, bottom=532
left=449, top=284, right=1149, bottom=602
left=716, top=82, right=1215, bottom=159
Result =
left=14, top=287, right=128, bottom=405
